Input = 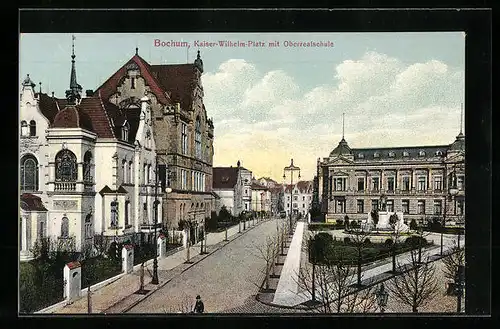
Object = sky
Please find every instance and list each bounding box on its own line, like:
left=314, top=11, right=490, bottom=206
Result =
left=19, top=32, right=465, bottom=182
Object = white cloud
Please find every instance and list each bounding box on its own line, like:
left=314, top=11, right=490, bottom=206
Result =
left=204, top=52, right=464, bottom=182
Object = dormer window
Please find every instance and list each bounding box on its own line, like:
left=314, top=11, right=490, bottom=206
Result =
left=419, top=150, right=426, bottom=157
left=403, top=151, right=409, bottom=157
left=388, top=151, right=395, bottom=158
left=358, top=153, right=364, bottom=159
left=373, top=152, right=380, bottom=158
left=122, top=126, right=129, bottom=141
left=131, top=77, right=135, bottom=89
left=435, top=150, right=443, bottom=156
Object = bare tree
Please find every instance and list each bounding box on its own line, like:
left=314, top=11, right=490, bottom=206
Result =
left=389, top=214, right=405, bottom=273
left=254, top=235, right=278, bottom=291
left=347, top=227, right=372, bottom=287
left=386, top=250, right=439, bottom=312
left=442, top=243, right=465, bottom=281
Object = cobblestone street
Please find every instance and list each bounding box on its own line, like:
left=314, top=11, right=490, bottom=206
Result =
left=127, top=219, right=280, bottom=313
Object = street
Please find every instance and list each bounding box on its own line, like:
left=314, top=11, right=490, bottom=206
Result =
left=127, top=218, right=280, bottom=313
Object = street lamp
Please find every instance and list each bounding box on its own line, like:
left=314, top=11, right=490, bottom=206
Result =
left=283, top=159, right=301, bottom=231
left=151, top=157, right=161, bottom=285
left=441, top=166, right=459, bottom=256
left=375, top=283, right=389, bottom=313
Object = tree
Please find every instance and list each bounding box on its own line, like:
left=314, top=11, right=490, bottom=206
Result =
left=370, top=209, right=379, bottom=226
left=389, top=214, right=404, bottom=273
left=347, top=227, right=372, bottom=287
left=254, top=235, right=278, bottom=291
left=409, top=218, right=418, bottom=230
left=387, top=250, right=439, bottom=312
left=442, top=244, right=465, bottom=283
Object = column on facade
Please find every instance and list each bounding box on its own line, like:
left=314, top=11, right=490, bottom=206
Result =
left=428, top=168, right=432, bottom=192
left=21, top=216, right=27, bottom=252
left=394, top=169, right=398, bottom=190
left=380, top=169, right=384, bottom=191
left=411, top=169, right=416, bottom=190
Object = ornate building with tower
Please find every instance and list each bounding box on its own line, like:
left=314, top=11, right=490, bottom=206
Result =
left=317, top=126, right=465, bottom=225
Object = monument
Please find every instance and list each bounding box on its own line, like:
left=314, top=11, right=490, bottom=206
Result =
left=362, top=194, right=410, bottom=232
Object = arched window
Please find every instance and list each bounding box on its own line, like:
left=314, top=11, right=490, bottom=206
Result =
left=83, top=151, right=93, bottom=183
left=29, top=120, right=36, bottom=136
left=195, top=116, right=202, bottom=159
left=55, top=149, right=77, bottom=182
left=110, top=200, right=118, bottom=228
left=61, top=217, right=69, bottom=238
left=20, top=154, right=38, bottom=191
left=122, top=124, right=129, bottom=142
left=122, top=160, right=127, bottom=183
left=20, top=121, right=29, bottom=137
left=125, top=200, right=130, bottom=227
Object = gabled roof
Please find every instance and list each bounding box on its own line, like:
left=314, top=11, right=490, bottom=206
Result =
left=99, top=185, right=128, bottom=196
left=251, top=182, right=268, bottom=190
left=213, top=167, right=239, bottom=189
left=284, top=180, right=313, bottom=193
left=20, top=193, right=47, bottom=212
left=94, top=54, right=173, bottom=105
left=150, top=64, right=197, bottom=111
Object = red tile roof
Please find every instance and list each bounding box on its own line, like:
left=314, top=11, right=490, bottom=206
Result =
left=213, top=167, right=239, bottom=189
left=51, top=105, right=94, bottom=131
left=95, top=55, right=173, bottom=106
left=150, top=64, right=197, bottom=111
left=66, top=261, right=81, bottom=269
left=20, top=193, right=47, bottom=211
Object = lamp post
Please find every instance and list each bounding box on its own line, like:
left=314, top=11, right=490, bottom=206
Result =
left=283, top=159, right=301, bottom=232
left=441, top=165, right=459, bottom=256
left=151, top=157, right=160, bottom=285
left=375, top=283, right=389, bottom=313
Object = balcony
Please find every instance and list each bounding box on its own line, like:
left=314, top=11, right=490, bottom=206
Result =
left=54, top=182, right=77, bottom=192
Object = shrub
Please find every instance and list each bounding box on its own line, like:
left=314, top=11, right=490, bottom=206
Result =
left=364, top=238, right=371, bottom=245
left=309, top=233, right=334, bottom=264
left=384, top=238, right=394, bottom=247
left=344, top=237, right=351, bottom=244
left=370, top=209, right=379, bottom=225
left=405, top=236, right=427, bottom=248
left=410, top=218, right=418, bottom=230
left=337, top=219, right=344, bottom=226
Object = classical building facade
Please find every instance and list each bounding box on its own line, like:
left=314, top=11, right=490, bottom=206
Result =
left=212, top=161, right=252, bottom=216
left=19, top=43, right=165, bottom=259
left=94, top=49, right=214, bottom=232
left=283, top=180, right=314, bottom=218
left=317, top=133, right=465, bottom=225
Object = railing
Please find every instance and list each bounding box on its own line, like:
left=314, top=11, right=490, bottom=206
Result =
left=140, top=223, right=162, bottom=231
left=54, top=182, right=77, bottom=192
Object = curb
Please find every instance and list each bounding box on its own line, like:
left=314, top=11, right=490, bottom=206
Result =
left=117, top=218, right=268, bottom=313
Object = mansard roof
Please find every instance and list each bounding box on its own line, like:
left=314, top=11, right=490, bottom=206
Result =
left=352, top=144, right=450, bottom=160
left=213, top=167, right=239, bottom=189
left=20, top=193, right=47, bottom=212
left=329, top=138, right=352, bottom=157
left=449, top=132, right=465, bottom=152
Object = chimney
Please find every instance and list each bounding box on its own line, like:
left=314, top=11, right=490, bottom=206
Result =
left=86, top=89, right=94, bottom=97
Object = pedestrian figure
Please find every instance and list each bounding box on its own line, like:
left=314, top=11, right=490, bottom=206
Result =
left=193, top=295, right=204, bottom=313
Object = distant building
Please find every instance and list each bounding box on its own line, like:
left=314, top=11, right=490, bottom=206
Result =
left=212, top=161, right=252, bottom=216
left=317, top=131, right=465, bottom=225
left=251, top=180, right=271, bottom=215
left=269, top=185, right=285, bottom=216
left=282, top=180, right=314, bottom=218
left=257, top=177, right=278, bottom=188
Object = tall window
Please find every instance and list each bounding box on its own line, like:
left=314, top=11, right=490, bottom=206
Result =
left=417, top=200, right=426, bottom=215
left=293, top=195, right=298, bottom=201
left=372, top=177, right=379, bottom=191
left=20, top=121, right=29, bottom=137
left=357, top=200, right=364, bottom=213
left=85, top=214, right=92, bottom=239
left=457, top=175, right=464, bottom=190
left=456, top=199, right=465, bottom=215
left=434, top=200, right=442, bottom=215
left=61, top=217, right=69, bottom=238
left=387, top=177, right=395, bottom=191
left=143, top=164, right=147, bottom=184
left=386, top=200, right=394, bottom=212
left=125, top=201, right=130, bottom=227
left=83, top=151, right=93, bottom=183
left=55, top=149, right=77, bottom=182
left=131, top=77, right=135, bottom=89
left=110, top=200, right=118, bottom=227
left=122, top=125, right=129, bottom=141
left=128, top=161, right=133, bottom=184
left=334, top=178, right=347, bottom=191
left=402, top=200, right=409, bottom=214
left=357, top=178, right=365, bottom=191
left=20, top=154, right=38, bottom=191
left=335, top=200, right=346, bottom=213
left=434, top=176, right=442, bottom=191
left=121, top=160, right=127, bottom=183
left=371, top=200, right=379, bottom=211
left=402, top=176, right=410, bottom=191
left=417, top=176, right=426, bottom=191
left=195, top=117, right=202, bottom=159
left=181, top=123, right=188, bottom=155
left=29, top=120, right=36, bottom=136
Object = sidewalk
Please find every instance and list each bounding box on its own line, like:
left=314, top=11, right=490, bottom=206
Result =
left=43, top=218, right=267, bottom=314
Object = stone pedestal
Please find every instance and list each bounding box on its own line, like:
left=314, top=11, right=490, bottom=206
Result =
left=157, top=234, right=166, bottom=258
left=64, top=261, right=82, bottom=303
left=122, top=245, right=134, bottom=274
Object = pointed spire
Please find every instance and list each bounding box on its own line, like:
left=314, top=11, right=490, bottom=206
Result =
left=342, top=112, right=345, bottom=140
left=65, top=34, right=82, bottom=105
left=194, top=49, right=203, bottom=73
left=460, top=102, right=464, bottom=135
left=39, top=82, right=42, bottom=94
left=135, top=47, right=138, bottom=56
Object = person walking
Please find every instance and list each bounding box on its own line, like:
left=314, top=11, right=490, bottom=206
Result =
left=193, top=295, right=204, bottom=313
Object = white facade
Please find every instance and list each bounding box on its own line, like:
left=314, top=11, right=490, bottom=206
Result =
left=282, top=181, right=313, bottom=218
